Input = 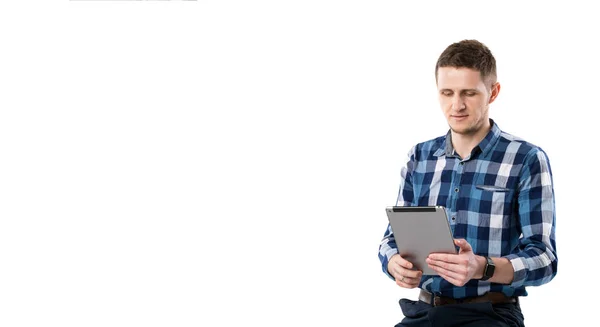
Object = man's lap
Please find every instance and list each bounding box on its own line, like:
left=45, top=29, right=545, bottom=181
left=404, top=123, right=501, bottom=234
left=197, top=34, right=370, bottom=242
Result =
left=395, top=298, right=525, bottom=327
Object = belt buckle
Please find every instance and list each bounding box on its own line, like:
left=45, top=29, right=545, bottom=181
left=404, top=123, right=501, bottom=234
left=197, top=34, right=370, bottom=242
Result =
left=433, top=295, right=451, bottom=306
left=433, top=294, right=461, bottom=306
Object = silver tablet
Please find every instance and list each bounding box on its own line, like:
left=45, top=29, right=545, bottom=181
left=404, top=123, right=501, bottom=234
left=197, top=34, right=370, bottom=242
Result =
left=385, top=206, right=457, bottom=275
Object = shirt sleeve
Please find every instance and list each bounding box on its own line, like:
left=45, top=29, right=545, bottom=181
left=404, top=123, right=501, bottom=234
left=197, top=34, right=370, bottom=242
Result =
left=504, top=148, right=558, bottom=287
left=378, top=146, right=416, bottom=280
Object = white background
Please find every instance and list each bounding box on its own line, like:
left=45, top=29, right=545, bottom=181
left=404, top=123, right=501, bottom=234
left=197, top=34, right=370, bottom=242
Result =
left=0, top=1, right=597, bottom=326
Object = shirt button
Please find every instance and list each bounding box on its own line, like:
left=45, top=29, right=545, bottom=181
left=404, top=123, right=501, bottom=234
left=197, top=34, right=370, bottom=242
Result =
left=452, top=216, right=456, bottom=221
left=454, top=188, right=459, bottom=192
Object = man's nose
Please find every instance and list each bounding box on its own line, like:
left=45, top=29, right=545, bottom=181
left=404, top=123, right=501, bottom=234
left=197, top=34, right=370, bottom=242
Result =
left=452, top=95, right=466, bottom=111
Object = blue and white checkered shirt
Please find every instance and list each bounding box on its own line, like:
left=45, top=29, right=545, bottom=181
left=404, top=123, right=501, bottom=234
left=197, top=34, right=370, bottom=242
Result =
left=379, top=120, right=557, bottom=298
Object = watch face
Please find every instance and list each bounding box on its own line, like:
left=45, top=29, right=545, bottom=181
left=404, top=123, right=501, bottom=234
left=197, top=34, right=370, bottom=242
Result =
left=485, top=257, right=495, bottom=278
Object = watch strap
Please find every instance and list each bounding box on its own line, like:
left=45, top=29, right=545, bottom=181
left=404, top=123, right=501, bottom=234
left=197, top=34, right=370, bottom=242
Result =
left=481, top=256, right=495, bottom=281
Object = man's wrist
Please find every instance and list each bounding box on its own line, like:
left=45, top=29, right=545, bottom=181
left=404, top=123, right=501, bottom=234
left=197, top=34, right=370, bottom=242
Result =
left=474, top=255, right=486, bottom=279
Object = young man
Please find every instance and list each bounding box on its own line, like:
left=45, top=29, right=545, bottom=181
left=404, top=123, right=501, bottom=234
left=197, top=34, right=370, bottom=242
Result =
left=378, top=40, right=557, bottom=327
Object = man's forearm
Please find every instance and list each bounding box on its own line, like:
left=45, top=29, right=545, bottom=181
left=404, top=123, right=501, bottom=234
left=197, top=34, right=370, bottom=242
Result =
left=474, top=256, right=514, bottom=284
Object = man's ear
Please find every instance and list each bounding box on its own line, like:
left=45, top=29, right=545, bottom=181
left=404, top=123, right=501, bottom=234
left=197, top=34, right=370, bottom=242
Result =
left=489, top=82, right=501, bottom=104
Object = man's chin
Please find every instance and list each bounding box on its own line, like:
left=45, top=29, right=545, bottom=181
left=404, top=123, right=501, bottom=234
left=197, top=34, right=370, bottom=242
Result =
left=449, top=125, right=476, bottom=135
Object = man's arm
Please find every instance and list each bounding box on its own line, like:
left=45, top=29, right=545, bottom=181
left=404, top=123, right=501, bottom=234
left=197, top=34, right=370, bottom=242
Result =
left=378, top=146, right=416, bottom=279
left=503, top=148, right=558, bottom=287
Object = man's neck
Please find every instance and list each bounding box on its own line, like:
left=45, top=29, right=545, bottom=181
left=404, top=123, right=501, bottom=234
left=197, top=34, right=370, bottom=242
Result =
left=451, top=122, right=491, bottom=159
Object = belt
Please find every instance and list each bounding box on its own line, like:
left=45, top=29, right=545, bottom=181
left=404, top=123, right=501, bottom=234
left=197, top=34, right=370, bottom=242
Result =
left=419, top=289, right=518, bottom=307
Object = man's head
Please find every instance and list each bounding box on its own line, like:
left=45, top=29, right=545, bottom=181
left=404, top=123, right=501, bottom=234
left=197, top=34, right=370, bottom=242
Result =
left=435, top=40, right=500, bottom=137
left=435, top=39, right=497, bottom=89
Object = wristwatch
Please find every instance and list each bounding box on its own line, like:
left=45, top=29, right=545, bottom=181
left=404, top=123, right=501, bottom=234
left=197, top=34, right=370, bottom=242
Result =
left=480, top=256, right=495, bottom=281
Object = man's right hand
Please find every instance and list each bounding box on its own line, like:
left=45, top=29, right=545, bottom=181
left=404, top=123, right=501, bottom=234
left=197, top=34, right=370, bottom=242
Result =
left=388, top=254, right=423, bottom=289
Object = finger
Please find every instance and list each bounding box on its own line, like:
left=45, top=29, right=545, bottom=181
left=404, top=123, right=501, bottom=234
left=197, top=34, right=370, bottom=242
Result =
left=426, top=257, right=468, bottom=274
left=391, top=265, right=404, bottom=280
left=427, top=262, right=466, bottom=281
left=398, top=275, right=422, bottom=285
left=397, top=265, right=423, bottom=279
left=392, top=254, right=415, bottom=270
left=395, top=278, right=410, bottom=288
left=427, top=253, right=463, bottom=264
left=406, top=269, right=423, bottom=279
left=396, top=277, right=419, bottom=289
left=436, top=271, right=465, bottom=287
left=454, top=239, right=472, bottom=253
left=392, top=265, right=422, bottom=280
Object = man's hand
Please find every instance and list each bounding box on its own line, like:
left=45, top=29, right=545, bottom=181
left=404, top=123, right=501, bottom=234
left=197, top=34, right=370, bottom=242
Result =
left=388, top=254, right=423, bottom=289
left=426, top=239, right=484, bottom=287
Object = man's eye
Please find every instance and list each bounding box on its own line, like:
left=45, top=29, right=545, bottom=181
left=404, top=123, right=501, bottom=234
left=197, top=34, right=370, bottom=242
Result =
left=465, top=92, right=477, bottom=97
left=442, top=91, right=452, bottom=96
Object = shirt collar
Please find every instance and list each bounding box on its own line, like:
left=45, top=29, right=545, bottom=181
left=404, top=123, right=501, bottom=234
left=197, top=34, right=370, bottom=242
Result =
left=433, top=119, right=501, bottom=159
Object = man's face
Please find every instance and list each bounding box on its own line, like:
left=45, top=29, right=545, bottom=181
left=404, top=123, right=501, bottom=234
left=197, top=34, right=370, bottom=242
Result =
left=437, top=67, right=499, bottom=136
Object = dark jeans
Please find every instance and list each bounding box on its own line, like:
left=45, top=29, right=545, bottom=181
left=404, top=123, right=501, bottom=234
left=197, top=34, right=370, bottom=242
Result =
left=395, top=298, right=525, bottom=327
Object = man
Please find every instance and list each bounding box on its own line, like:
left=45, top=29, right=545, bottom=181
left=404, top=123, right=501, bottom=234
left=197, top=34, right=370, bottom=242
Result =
left=378, top=40, right=557, bottom=327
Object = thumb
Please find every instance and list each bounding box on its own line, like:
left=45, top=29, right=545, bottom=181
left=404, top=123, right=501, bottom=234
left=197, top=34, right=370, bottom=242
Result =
left=454, top=238, right=472, bottom=253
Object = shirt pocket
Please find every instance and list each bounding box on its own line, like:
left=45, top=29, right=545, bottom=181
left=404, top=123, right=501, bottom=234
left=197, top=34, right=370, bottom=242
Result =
left=472, top=184, right=515, bottom=222
left=475, top=185, right=511, bottom=192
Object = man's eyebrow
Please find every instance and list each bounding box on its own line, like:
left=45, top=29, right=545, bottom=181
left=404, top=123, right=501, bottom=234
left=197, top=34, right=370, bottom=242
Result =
left=438, top=88, right=479, bottom=92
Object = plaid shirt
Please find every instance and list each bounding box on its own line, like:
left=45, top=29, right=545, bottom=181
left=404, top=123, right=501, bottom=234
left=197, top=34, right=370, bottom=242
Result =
left=379, top=120, right=557, bottom=298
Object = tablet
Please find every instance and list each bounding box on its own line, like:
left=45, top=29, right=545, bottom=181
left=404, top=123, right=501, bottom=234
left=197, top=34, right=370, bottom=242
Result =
left=385, top=206, right=457, bottom=275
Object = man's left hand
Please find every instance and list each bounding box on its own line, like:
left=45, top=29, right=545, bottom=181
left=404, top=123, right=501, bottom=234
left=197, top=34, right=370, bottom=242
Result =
left=426, top=238, right=484, bottom=286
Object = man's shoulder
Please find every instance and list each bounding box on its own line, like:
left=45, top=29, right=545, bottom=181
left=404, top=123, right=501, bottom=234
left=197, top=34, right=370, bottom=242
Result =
left=408, top=135, right=447, bottom=157
left=496, top=130, right=548, bottom=158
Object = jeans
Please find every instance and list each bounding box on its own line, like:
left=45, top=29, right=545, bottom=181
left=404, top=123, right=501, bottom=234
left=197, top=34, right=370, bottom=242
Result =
left=395, top=298, right=525, bottom=327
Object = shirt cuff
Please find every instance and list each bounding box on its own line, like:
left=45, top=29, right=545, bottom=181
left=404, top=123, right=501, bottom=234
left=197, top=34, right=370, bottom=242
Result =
left=504, top=253, right=527, bottom=287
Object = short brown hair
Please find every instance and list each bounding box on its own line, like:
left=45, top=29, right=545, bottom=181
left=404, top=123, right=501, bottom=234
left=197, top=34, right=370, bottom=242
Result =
left=435, top=39, right=497, bottom=88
